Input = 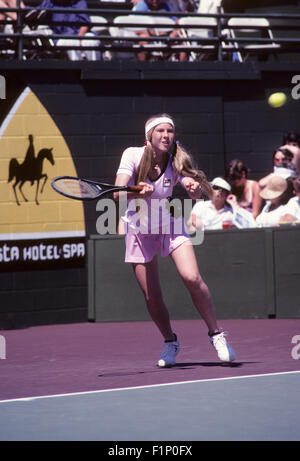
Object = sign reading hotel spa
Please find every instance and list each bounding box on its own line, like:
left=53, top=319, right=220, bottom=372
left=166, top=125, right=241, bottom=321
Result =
left=0, top=237, right=85, bottom=271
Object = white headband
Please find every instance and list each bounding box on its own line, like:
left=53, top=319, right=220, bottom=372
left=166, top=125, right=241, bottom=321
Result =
left=145, top=117, right=175, bottom=136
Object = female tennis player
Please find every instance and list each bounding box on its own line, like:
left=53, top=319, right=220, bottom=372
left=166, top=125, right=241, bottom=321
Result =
left=114, top=114, right=236, bottom=367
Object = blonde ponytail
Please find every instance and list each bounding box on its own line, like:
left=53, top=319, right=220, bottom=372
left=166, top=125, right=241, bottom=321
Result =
left=172, top=142, right=213, bottom=199
left=135, top=140, right=152, bottom=185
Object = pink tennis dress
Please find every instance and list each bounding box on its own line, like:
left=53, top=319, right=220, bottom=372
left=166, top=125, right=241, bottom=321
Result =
left=117, top=146, right=190, bottom=263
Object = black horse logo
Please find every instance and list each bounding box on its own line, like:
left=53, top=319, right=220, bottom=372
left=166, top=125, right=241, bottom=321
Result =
left=8, top=134, right=55, bottom=206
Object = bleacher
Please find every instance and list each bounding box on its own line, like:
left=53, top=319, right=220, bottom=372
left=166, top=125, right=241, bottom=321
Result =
left=0, top=0, right=300, bottom=62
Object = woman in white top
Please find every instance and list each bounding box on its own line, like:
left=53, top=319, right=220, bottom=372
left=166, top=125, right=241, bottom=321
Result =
left=256, top=176, right=292, bottom=227
left=114, top=113, right=235, bottom=367
left=225, top=159, right=263, bottom=219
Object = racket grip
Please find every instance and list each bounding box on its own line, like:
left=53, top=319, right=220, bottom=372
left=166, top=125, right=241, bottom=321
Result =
left=127, top=185, right=144, bottom=192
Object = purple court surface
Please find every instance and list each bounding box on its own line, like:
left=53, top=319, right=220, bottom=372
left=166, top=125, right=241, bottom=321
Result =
left=0, top=318, right=299, bottom=400
left=0, top=319, right=300, bottom=441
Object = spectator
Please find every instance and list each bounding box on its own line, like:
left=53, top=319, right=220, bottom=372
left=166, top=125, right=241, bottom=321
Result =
left=282, top=131, right=300, bottom=148
left=131, top=0, right=180, bottom=61
left=36, top=0, right=100, bottom=61
left=279, top=175, right=300, bottom=224
left=0, top=0, right=24, bottom=23
left=279, top=144, right=300, bottom=175
left=259, top=146, right=296, bottom=190
left=132, top=0, right=174, bottom=15
left=259, top=144, right=300, bottom=191
left=225, top=159, right=263, bottom=219
left=256, top=176, right=293, bottom=227
left=187, top=177, right=256, bottom=231
left=168, top=0, right=195, bottom=13
left=167, top=0, right=197, bottom=61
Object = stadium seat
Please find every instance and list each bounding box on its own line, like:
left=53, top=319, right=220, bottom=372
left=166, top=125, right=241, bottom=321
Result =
left=109, top=15, right=175, bottom=60
left=177, top=16, right=217, bottom=61
left=90, top=15, right=108, bottom=34
left=225, top=17, right=280, bottom=62
left=177, top=0, right=223, bottom=61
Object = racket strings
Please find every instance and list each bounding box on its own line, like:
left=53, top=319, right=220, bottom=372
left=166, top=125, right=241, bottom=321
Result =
left=55, top=179, right=101, bottom=199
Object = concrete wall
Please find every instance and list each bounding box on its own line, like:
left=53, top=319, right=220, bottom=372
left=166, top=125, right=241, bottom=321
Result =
left=88, top=226, right=300, bottom=322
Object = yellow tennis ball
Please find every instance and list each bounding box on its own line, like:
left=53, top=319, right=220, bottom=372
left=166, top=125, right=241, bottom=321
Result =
left=268, top=92, right=287, bottom=108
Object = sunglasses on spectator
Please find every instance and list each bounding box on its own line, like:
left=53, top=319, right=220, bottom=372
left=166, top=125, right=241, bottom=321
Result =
left=212, top=185, right=226, bottom=191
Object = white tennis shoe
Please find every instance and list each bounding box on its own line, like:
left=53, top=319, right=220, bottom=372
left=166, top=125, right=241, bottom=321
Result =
left=210, top=331, right=236, bottom=362
left=157, top=335, right=180, bottom=368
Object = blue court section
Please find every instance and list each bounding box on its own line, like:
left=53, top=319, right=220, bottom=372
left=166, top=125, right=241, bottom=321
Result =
left=0, top=371, right=299, bottom=441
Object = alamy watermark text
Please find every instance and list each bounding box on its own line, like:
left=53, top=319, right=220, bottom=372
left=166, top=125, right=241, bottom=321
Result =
left=0, top=335, right=6, bottom=359
left=0, top=75, right=5, bottom=100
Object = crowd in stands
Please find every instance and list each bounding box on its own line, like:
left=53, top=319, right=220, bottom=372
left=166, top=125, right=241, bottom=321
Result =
left=0, top=0, right=101, bottom=60
left=188, top=131, right=300, bottom=232
left=1, top=0, right=299, bottom=63
left=1, top=0, right=298, bottom=63
left=34, top=0, right=101, bottom=61
left=0, top=0, right=219, bottom=61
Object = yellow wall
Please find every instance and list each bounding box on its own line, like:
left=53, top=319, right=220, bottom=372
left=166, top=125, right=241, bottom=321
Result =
left=0, top=88, right=85, bottom=238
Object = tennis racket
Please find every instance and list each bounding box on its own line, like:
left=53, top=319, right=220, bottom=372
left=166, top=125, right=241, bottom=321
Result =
left=51, top=176, right=143, bottom=201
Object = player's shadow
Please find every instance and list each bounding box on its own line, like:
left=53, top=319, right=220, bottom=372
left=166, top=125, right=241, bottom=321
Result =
left=175, top=361, right=241, bottom=369
left=98, top=361, right=260, bottom=378
left=173, top=361, right=259, bottom=369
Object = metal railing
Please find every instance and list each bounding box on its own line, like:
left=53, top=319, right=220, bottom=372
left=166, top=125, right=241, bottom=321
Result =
left=1, top=4, right=300, bottom=61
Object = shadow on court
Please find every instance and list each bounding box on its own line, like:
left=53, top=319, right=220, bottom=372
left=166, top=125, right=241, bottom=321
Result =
left=98, top=361, right=255, bottom=378
left=174, top=361, right=250, bottom=368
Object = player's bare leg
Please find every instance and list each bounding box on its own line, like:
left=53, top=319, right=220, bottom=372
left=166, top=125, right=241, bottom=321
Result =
left=132, top=257, right=180, bottom=367
left=169, top=241, right=219, bottom=334
left=132, top=257, right=174, bottom=341
left=170, top=242, right=235, bottom=362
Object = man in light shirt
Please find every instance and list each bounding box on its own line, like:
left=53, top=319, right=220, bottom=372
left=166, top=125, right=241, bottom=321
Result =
left=188, top=177, right=256, bottom=231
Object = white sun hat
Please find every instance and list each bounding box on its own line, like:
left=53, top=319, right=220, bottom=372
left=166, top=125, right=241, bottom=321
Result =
left=211, top=177, right=231, bottom=192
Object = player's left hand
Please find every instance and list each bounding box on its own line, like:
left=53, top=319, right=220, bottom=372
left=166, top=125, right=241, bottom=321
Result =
left=183, top=178, right=202, bottom=199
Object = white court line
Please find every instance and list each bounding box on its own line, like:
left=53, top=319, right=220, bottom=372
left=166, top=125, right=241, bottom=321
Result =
left=0, top=370, right=299, bottom=405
